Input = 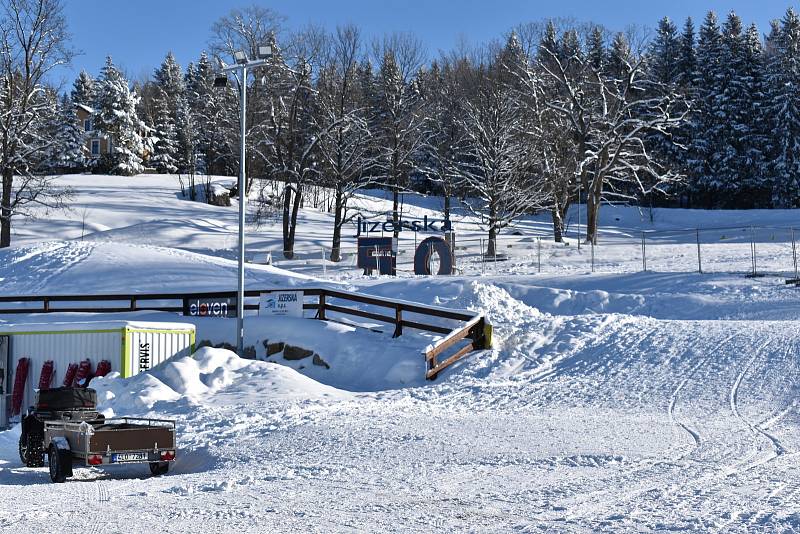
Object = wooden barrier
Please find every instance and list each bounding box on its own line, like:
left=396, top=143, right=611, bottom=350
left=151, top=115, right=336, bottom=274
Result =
left=0, top=287, right=490, bottom=380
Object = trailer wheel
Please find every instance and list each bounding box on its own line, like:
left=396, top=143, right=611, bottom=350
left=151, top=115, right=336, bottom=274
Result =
left=149, top=462, right=169, bottom=476
left=48, top=444, right=69, bottom=483
left=25, top=432, right=45, bottom=468
left=18, top=432, right=28, bottom=465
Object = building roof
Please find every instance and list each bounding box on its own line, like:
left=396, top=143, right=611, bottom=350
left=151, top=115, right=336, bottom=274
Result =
left=75, top=103, right=95, bottom=114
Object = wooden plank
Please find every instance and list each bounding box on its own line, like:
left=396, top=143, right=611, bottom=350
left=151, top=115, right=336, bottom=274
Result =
left=324, top=304, right=397, bottom=326
left=426, top=342, right=475, bottom=380
left=323, top=288, right=474, bottom=321
left=427, top=324, right=472, bottom=356
left=400, top=320, right=452, bottom=335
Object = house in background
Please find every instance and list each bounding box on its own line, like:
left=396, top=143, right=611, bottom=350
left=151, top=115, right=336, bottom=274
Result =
left=75, top=103, right=110, bottom=160
left=74, top=103, right=153, bottom=171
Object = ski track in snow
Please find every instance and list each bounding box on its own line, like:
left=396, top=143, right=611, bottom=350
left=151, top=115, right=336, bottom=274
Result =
left=3, top=179, right=800, bottom=531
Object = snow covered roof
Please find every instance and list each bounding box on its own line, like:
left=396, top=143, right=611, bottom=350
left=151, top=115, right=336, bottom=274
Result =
left=0, top=319, right=195, bottom=334
left=75, top=103, right=95, bottom=114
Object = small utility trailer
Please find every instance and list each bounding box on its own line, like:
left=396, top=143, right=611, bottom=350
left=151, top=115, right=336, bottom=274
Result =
left=19, top=388, right=176, bottom=483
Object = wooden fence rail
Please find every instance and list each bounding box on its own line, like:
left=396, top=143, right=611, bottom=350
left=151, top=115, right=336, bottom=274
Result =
left=0, top=287, right=490, bottom=380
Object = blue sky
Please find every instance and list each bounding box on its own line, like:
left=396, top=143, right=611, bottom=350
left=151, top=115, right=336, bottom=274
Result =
left=56, top=0, right=797, bottom=87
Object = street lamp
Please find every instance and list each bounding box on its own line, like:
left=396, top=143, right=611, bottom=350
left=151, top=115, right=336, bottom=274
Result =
left=214, top=47, right=272, bottom=357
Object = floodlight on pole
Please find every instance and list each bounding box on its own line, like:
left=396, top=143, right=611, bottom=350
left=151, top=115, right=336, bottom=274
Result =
left=214, top=46, right=273, bottom=357
left=213, top=75, right=228, bottom=88
left=258, top=45, right=272, bottom=59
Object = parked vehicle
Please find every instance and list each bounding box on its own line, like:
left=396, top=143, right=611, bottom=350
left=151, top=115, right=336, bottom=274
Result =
left=19, top=387, right=176, bottom=483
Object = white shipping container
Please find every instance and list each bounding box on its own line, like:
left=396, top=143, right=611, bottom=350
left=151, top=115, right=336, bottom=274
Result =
left=0, top=320, right=195, bottom=421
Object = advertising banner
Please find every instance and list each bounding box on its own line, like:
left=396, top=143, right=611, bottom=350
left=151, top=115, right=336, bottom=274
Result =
left=182, top=296, right=237, bottom=318
left=259, top=291, right=303, bottom=317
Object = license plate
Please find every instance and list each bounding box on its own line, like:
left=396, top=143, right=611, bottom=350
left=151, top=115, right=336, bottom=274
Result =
left=111, top=452, right=148, bottom=463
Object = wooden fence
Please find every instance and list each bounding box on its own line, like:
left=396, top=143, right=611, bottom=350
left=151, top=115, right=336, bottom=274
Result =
left=0, top=287, right=490, bottom=380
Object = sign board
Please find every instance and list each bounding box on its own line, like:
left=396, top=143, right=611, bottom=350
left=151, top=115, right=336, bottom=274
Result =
left=183, top=296, right=237, bottom=318
left=259, top=291, right=303, bottom=317
left=357, top=237, right=397, bottom=275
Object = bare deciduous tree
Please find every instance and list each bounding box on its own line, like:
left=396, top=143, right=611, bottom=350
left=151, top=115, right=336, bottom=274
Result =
left=315, top=25, right=376, bottom=262
left=0, top=0, right=74, bottom=248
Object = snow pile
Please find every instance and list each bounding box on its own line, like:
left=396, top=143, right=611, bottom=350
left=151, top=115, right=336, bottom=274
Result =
left=91, top=346, right=349, bottom=417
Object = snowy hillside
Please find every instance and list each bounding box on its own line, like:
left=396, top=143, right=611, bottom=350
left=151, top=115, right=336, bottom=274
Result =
left=1, top=174, right=800, bottom=531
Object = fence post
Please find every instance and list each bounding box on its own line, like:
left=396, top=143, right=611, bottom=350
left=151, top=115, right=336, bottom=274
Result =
left=696, top=229, right=702, bottom=273
left=641, top=231, right=647, bottom=272
left=480, top=238, right=485, bottom=274
left=792, top=228, right=798, bottom=279
left=750, top=226, right=757, bottom=276
left=318, top=292, right=326, bottom=321
left=537, top=237, right=542, bottom=273
left=393, top=304, right=402, bottom=338
left=590, top=239, right=595, bottom=273
left=374, top=244, right=379, bottom=275
left=321, top=247, right=326, bottom=277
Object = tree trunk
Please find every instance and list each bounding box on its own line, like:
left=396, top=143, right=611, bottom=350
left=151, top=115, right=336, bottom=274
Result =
left=282, top=183, right=293, bottom=259
left=551, top=206, right=564, bottom=243
left=330, top=184, right=344, bottom=262
left=487, top=203, right=497, bottom=257
left=1, top=169, right=12, bottom=248
left=285, top=182, right=303, bottom=259
left=585, top=179, right=603, bottom=245
left=487, top=225, right=497, bottom=258
left=443, top=192, right=451, bottom=223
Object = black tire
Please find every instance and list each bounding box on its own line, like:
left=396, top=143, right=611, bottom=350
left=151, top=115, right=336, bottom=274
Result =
left=48, top=444, right=68, bottom=483
left=149, top=461, right=169, bottom=476
left=25, top=432, right=45, bottom=468
left=18, top=432, right=28, bottom=465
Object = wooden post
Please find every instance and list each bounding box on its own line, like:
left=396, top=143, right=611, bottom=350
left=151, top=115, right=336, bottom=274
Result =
left=792, top=228, right=798, bottom=280
left=43, top=297, right=49, bottom=312
left=393, top=305, right=402, bottom=338
left=130, top=296, right=137, bottom=311
left=318, top=293, right=326, bottom=321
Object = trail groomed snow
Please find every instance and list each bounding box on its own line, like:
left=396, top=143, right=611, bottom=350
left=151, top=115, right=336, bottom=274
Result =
left=2, top=279, right=799, bottom=532
left=1, top=176, right=800, bottom=531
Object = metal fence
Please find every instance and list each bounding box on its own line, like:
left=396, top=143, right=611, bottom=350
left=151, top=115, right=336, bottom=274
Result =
left=251, top=225, right=800, bottom=280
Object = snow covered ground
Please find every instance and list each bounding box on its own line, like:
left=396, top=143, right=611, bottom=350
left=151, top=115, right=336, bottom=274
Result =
left=1, top=174, right=799, bottom=531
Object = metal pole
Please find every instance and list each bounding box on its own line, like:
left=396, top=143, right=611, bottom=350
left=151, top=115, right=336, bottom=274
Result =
left=591, top=239, right=595, bottom=273
left=577, top=180, right=581, bottom=251
left=792, top=228, right=798, bottom=279
left=641, top=231, right=647, bottom=272
left=696, top=228, right=702, bottom=274
left=236, top=65, right=247, bottom=357
left=480, top=238, right=485, bottom=274
left=321, top=246, right=326, bottom=277
left=751, top=226, right=757, bottom=276
left=537, top=237, right=541, bottom=273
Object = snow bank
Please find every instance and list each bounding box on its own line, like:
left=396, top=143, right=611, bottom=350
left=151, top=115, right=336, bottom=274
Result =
left=91, top=346, right=349, bottom=417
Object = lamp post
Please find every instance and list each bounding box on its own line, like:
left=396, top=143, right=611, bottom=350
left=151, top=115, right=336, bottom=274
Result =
left=215, top=45, right=272, bottom=356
